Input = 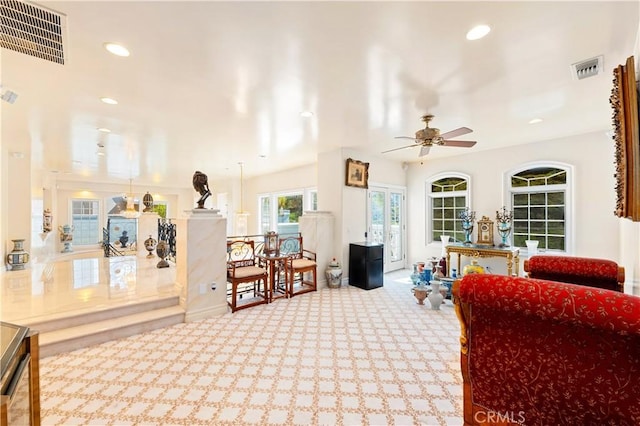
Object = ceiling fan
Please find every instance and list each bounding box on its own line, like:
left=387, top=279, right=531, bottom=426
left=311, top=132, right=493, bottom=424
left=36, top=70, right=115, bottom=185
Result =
left=383, top=114, right=477, bottom=157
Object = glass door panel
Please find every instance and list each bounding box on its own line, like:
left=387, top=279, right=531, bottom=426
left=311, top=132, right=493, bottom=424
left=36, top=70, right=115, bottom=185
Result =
left=368, top=186, right=406, bottom=272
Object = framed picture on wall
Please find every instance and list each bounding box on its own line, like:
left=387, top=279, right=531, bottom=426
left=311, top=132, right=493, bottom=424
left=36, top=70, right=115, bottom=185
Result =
left=345, top=158, right=369, bottom=189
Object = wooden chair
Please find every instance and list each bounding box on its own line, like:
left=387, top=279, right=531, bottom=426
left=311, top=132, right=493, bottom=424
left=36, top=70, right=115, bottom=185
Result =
left=279, top=235, right=317, bottom=297
left=227, top=240, right=268, bottom=312
left=524, top=255, right=625, bottom=292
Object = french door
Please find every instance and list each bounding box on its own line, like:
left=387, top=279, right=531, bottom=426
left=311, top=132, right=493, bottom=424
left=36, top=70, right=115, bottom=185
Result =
left=367, top=185, right=406, bottom=272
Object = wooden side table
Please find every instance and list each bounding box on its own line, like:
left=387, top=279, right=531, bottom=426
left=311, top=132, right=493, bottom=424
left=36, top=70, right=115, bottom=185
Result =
left=257, top=254, right=288, bottom=302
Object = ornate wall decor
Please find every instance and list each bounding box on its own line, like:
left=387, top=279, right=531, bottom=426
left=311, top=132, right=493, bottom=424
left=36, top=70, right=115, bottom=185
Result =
left=609, top=56, right=640, bottom=221
left=345, top=158, right=369, bottom=188
left=476, top=216, right=494, bottom=246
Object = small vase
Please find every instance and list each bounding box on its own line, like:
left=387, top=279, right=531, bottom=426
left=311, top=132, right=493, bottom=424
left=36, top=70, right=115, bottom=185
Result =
left=6, top=239, right=29, bottom=271
left=325, top=259, right=342, bottom=288
left=526, top=240, right=539, bottom=255
left=440, top=235, right=450, bottom=258
left=412, top=286, right=428, bottom=305
left=144, top=235, right=157, bottom=258
left=428, top=281, right=444, bottom=310
left=433, top=265, right=445, bottom=281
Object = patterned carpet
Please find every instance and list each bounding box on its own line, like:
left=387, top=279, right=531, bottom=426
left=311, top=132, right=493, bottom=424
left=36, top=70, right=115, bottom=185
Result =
left=39, top=271, right=463, bottom=425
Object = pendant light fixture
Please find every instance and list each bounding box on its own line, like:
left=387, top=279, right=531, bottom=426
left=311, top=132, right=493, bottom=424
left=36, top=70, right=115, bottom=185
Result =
left=235, top=162, right=249, bottom=235
left=122, top=178, right=140, bottom=219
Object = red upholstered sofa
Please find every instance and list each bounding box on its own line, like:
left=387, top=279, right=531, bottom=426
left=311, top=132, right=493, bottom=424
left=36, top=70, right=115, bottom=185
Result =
left=453, top=274, right=640, bottom=425
left=524, top=255, right=625, bottom=292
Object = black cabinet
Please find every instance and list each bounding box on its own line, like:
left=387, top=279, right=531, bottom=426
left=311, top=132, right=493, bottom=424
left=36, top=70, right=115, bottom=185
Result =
left=349, top=242, right=384, bottom=290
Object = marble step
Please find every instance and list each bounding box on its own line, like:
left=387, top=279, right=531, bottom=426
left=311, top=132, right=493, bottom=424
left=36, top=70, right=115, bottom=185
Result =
left=38, top=305, right=185, bottom=358
left=24, top=295, right=181, bottom=333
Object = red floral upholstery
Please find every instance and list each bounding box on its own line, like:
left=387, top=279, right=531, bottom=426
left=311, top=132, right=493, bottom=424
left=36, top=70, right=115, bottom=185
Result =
left=524, top=255, right=624, bottom=292
left=453, top=274, right=640, bottom=426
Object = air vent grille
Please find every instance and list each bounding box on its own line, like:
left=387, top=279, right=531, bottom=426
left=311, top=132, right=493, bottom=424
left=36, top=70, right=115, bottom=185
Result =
left=571, top=55, right=603, bottom=80
left=0, top=0, right=66, bottom=65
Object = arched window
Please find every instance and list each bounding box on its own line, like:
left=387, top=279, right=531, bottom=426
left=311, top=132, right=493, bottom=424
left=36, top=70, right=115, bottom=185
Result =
left=508, top=163, right=572, bottom=252
left=427, top=174, right=470, bottom=244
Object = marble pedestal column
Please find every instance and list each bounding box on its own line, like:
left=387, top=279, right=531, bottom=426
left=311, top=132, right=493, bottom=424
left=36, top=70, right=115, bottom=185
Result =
left=176, top=210, right=227, bottom=321
left=299, top=211, right=335, bottom=288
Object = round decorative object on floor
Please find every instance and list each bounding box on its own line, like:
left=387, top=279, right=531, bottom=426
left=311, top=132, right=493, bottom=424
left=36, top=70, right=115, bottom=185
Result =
left=6, top=239, right=29, bottom=270
left=325, top=258, right=342, bottom=288
left=156, top=240, right=170, bottom=268
left=144, top=235, right=157, bottom=258
left=463, top=258, right=485, bottom=275
left=428, top=281, right=444, bottom=310
left=412, top=286, right=428, bottom=305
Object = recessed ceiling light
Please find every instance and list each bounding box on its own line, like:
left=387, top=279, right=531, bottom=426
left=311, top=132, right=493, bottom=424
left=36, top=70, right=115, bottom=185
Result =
left=529, top=118, right=543, bottom=124
left=97, top=127, right=111, bottom=133
left=259, top=154, right=267, bottom=158
left=300, top=111, right=314, bottom=118
left=100, top=97, right=118, bottom=105
left=104, top=42, right=130, bottom=57
left=466, top=24, right=491, bottom=41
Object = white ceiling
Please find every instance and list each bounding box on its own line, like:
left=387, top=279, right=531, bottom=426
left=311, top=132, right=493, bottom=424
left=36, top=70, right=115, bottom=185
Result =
left=2, top=1, right=638, bottom=188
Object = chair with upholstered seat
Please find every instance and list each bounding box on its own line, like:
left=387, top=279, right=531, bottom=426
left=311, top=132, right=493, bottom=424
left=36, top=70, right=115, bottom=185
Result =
left=279, top=235, right=317, bottom=297
left=524, top=255, right=625, bottom=292
left=227, top=240, right=269, bottom=312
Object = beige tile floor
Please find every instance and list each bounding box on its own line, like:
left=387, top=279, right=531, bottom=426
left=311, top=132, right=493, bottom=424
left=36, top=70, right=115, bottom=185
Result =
left=3, top=252, right=464, bottom=425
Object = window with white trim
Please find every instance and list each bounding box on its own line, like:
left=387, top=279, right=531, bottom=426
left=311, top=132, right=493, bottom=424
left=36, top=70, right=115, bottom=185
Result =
left=510, top=166, right=569, bottom=251
left=259, top=190, right=309, bottom=235
left=428, top=175, right=469, bottom=243
left=71, top=199, right=100, bottom=245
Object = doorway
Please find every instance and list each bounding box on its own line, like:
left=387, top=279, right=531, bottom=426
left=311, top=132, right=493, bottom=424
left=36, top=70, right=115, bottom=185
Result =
left=367, top=185, right=406, bottom=272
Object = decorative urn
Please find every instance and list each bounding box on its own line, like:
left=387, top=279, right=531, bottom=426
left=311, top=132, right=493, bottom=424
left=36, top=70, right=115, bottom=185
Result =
left=58, top=224, right=74, bottom=253
left=144, top=235, right=158, bottom=258
left=143, top=192, right=154, bottom=212
left=428, top=280, right=444, bottom=310
left=6, top=239, right=29, bottom=271
left=156, top=240, right=170, bottom=268
left=411, top=285, right=428, bottom=305
left=325, top=258, right=342, bottom=288
left=463, top=257, right=485, bottom=275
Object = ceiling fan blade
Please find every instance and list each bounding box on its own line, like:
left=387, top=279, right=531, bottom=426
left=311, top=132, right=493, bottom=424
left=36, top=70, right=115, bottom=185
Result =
left=419, top=145, right=431, bottom=157
left=394, top=136, right=418, bottom=141
left=440, top=126, right=472, bottom=140
left=442, top=139, right=477, bottom=148
left=381, top=143, right=419, bottom=154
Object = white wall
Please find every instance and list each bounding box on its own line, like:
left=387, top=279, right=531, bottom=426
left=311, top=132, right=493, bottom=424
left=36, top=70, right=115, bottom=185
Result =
left=220, top=164, right=318, bottom=235
left=338, top=149, right=406, bottom=274
left=407, top=130, right=620, bottom=273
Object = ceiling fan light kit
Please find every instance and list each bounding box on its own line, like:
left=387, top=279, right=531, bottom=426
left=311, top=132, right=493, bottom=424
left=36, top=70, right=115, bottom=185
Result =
left=383, top=114, right=477, bottom=157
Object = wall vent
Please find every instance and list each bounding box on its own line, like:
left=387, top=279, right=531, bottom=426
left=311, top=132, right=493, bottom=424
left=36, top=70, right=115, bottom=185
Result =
left=0, top=0, right=67, bottom=65
left=570, top=55, right=604, bottom=80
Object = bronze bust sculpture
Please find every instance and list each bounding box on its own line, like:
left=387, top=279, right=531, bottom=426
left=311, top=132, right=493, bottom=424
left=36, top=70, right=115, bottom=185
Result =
left=192, top=170, right=212, bottom=209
